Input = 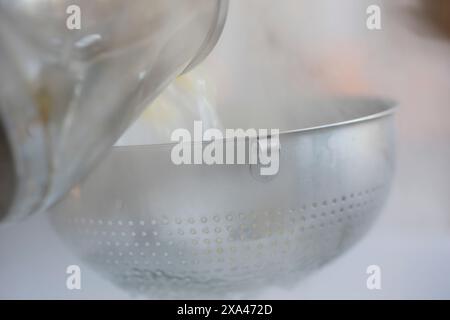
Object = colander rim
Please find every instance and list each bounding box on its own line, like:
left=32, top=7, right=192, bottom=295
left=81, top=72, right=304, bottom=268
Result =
left=114, top=96, right=396, bottom=149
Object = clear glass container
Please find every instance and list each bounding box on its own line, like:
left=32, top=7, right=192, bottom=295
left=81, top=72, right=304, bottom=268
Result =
left=0, top=0, right=229, bottom=221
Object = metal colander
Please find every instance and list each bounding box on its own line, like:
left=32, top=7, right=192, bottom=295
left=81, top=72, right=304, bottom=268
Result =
left=49, top=97, right=396, bottom=298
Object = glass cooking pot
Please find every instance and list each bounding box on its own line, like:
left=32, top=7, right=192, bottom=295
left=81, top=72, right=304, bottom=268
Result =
left=0, top=0, right=229, bottom=222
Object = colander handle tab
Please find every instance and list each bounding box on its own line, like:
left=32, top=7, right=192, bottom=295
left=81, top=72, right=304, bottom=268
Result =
left=249, top=133, right=280, bottom=181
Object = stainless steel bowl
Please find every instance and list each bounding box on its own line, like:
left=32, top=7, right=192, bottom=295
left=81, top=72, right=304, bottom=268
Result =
left=49, top=97, right=396, bottom=298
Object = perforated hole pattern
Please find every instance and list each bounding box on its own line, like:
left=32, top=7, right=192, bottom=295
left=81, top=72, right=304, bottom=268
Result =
left=58, top=185, right=387, bottom=295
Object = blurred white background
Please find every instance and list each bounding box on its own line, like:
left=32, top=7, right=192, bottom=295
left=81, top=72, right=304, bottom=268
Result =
left=1, top=0, right=449, bottom=299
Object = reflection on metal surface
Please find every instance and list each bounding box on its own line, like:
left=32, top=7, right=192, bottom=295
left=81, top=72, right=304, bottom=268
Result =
left=50, top=98, right=396, bottom=298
